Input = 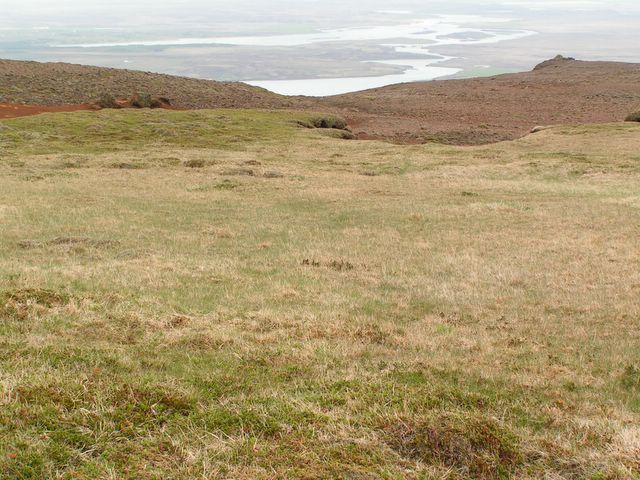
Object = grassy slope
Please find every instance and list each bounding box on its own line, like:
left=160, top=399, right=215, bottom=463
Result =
left=0, top=110, right=639, bottom=479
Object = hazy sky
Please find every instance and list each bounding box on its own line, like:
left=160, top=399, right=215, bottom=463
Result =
left=3, top=0, right=640, bottom=25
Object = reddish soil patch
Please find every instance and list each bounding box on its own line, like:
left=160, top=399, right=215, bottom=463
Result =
left=0, top=103, right=94, bottom=119
left=0, top=100, right=177, bottom=120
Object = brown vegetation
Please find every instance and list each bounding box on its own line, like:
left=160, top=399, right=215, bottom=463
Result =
left=0, top=58, right=298, bottom=109
left=321, top=57, right=640, bottom=144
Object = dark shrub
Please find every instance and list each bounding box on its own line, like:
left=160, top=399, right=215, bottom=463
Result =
left=625, top=111, right=640, bottom=122
left=312, top=115, right=348, bottom=130
left=130, top=93, right=153, bottom=108
left=130, top=93, right=168, bottom=109
left=298, top=115, right=349, bottom=131
left=149, top=98, right=164, bottom=109
left=96, top=93, right=121, bottom=109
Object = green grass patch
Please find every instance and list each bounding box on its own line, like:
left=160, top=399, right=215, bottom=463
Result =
left=0, top=109, right=341, bottom=155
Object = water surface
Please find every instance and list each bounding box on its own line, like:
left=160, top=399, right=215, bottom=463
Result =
left=56, top=15, right=536, bottom=97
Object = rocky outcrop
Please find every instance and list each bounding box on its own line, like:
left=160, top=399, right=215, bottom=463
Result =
left=533, top=55, right=577, bottom=71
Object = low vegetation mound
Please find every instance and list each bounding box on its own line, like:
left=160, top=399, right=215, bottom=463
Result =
left=305, top=114, right=348, bottom=130
left=130, top=93, right=170, bottom=109
left=96, top=93, right=121, bottom=109
left=296, top=114, right=354, bottom=138
left=385, top=414, right=523, bottom=479
left=625, top=111, right=640, bottom=122
left=95, top=92, right=173, bottom=110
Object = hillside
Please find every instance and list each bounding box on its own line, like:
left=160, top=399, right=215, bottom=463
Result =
left=1, top=108, right=639, bottom=478
left=2, top=57, right=640, bottom=145
left=319, top=56, right=640, bottom=144
left=0, top=59, right=299, bottom=110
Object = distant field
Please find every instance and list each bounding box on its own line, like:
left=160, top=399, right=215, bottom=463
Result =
left=0, top=109, right=639, bottom=478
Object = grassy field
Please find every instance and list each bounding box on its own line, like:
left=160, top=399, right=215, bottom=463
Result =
left=0, top=109, right=639, bottom=479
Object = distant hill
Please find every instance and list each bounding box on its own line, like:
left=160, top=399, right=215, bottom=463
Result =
left=318, top=56, right=640, bottom=144
left=0, top=59, right=299, bottom=110
left=2, top=57, right=640, bottom=144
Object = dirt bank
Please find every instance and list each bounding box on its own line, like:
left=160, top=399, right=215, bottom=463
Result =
left=0, top=103, right=94, bottom=119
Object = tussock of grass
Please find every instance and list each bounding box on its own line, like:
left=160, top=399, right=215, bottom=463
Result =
left=0, top=287, right=71, bottom=321
left=622, top=365, right=640, bottom=391
left=111, top=161, right=144, bottom=169
left=384, top=413, right=523, bottom=479
left=17, top=236, right=118, bottom=249
left=183, top=159, right=206, bottom=168
left=1, top=287, right=69, bottom=308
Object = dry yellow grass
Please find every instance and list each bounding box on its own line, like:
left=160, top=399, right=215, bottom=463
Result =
left=0, top=110, right=639, bottom=479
